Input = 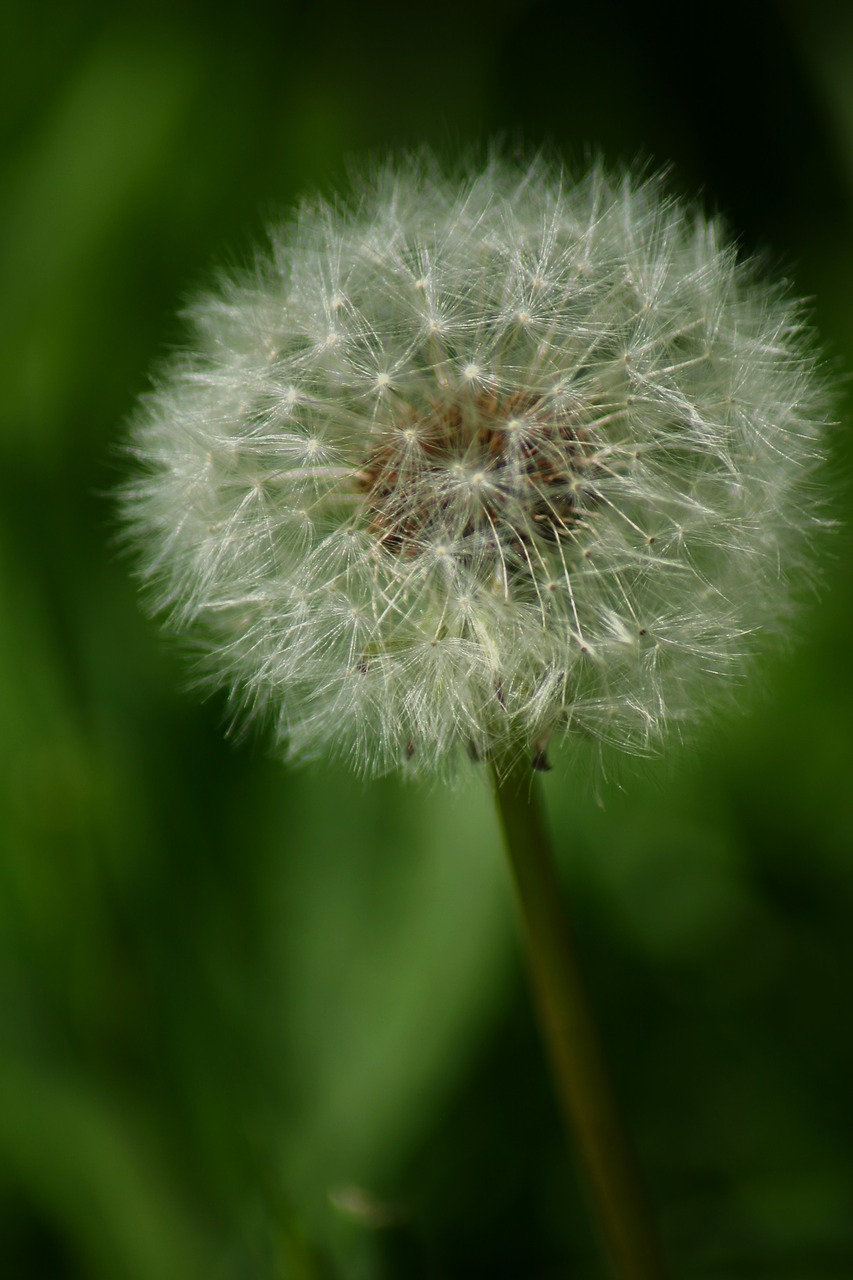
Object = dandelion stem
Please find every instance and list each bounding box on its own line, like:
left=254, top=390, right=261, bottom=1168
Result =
left=490, top=758, right=668, bottom=1280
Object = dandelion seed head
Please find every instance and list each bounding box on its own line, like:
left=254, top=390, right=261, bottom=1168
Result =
left=122, top=154, right=833, bottom=777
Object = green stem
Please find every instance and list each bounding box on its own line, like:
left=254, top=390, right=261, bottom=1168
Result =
left=490, top=757, right=668, bottom=1280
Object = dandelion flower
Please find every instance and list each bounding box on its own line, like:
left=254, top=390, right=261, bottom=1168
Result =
left=123, top=154, right=830, bottom=776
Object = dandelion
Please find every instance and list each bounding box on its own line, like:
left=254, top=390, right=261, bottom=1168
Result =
left=123, top=154, right=829, bottom=779
left=121, top=152, right=833, bottom=1280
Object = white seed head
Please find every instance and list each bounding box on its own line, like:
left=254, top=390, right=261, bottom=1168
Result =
left=122, top=154, right=832, bottom=777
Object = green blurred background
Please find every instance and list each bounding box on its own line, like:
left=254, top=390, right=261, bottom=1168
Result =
left=2, top=1, right=853, bottom=1276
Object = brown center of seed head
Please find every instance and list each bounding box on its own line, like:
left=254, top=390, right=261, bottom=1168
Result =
left=354, top=389, right=596, bottom=565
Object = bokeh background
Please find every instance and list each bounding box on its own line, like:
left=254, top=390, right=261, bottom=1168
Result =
left=2, top=1, right=853, bottom=1276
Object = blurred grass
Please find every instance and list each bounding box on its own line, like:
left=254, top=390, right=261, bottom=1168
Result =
left=2, top=1, right=853, bottom=1277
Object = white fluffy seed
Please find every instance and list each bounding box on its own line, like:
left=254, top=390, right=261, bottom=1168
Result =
left=122, top=153, right=833, bottom=777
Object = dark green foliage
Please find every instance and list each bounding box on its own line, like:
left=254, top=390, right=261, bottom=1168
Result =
left=2, top=1, right=852, bottom=1275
